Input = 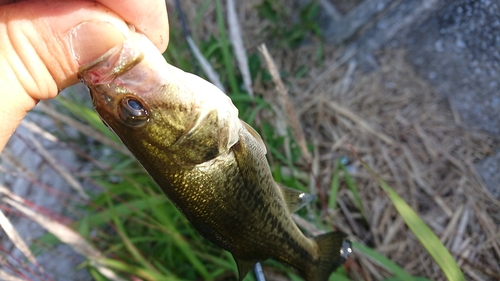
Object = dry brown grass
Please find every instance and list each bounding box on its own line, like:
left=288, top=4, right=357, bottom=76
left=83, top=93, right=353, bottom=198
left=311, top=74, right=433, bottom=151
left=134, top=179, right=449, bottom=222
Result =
left=174, top=1, right=500, bottom=280
left=264, top=44, right=500, bottom=280
left=288, top=49, right=500, bottom=280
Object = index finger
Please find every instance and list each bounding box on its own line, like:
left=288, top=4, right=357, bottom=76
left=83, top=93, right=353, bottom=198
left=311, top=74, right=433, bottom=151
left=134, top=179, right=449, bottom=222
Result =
left=98, top=0, right=169, bottom=52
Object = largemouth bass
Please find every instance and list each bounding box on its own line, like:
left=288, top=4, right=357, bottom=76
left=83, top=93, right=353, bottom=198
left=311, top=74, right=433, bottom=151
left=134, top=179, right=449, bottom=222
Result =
left=78, top=31, right=350, bottom=281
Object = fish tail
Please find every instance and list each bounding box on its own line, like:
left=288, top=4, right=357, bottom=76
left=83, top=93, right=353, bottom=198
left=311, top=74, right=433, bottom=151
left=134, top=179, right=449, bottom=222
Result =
left=305, top=231, right=350, bottom=281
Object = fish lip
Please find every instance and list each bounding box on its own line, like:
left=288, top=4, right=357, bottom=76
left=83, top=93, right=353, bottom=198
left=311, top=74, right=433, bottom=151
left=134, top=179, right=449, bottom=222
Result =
left=89, top=85, right=118, bottom=123
left=77, top=33, right=144, bottom=88
left=77, top=43, right=121, bottom=85
left=78, top=35, right=146, bottom=124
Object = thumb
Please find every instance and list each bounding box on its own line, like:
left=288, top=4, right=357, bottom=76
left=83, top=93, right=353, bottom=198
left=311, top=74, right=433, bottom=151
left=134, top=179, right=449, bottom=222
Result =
left=0, top=1, right=131, bottom=151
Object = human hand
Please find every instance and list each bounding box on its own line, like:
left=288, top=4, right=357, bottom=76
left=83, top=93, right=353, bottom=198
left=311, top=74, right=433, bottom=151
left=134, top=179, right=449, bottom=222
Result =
left=0, top=0, right=169, bottom=152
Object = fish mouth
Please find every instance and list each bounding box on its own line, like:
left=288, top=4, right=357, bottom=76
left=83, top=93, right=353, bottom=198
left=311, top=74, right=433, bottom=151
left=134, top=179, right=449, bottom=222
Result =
left=78, top=31, right=150, bottom=129
left=77, top=31, right=145, bottom=85
left=89, top=85, right=115, bottom=111
left=78, top=40, right=128, bottom=117
left=88, top=84, right=121, bottom=128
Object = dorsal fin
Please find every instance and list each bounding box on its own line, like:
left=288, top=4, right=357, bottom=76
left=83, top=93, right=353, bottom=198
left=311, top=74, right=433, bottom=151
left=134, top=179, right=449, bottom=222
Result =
left=233, top=256, right=256, bottom=281
left=277, top=183, right=316, bottom=213
left=241, top=120, right=267, bottom=154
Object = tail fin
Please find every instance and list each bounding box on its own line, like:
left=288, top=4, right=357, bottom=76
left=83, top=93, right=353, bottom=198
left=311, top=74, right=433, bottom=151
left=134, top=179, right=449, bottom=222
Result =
left=306, top=231, right=351, bottom=281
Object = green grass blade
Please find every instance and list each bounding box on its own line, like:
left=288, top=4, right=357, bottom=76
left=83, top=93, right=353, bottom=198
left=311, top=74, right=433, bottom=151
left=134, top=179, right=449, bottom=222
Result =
left=105, top=196, right=160, bottom=275
left=98, top=258, right=180, bottom=281
left=148, top=201, right=211, bottom=279
left=214, top=0, right=239, bottom=94
left=342, top=164, right=366, bottom=218
left=328, top=158, right=341, bottom=211
left=359, top=161, right=465, bottom=281
left=329, top=272, right=351, bottom=281
left=353, top=241, right=417, bottom=281
left=383, top=277, right=432, bottom=281
left=194, top=0, right=213, bottom=27
left=88, top=267, right=110, bottom=281
left=86, top=197, right=166, bottom=227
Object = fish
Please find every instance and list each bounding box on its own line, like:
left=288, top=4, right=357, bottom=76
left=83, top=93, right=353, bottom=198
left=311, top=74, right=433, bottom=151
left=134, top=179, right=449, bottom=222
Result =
left=78, top=31, right=351, bottom=281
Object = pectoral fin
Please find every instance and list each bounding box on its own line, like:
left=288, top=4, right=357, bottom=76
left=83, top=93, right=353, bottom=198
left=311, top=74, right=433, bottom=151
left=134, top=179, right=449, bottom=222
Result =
left=277, top=183, right=316, bottom=213
left=233, top=256, right=256, bottom=281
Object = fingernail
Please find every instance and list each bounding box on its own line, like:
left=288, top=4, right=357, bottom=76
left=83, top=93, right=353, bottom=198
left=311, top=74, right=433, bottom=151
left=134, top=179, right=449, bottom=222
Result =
left=70, top=21, right=126, bottom=65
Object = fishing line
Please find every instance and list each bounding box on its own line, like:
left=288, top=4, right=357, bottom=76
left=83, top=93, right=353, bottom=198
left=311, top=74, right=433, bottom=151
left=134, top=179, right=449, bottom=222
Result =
left=254, top=263, right=266, bottom=281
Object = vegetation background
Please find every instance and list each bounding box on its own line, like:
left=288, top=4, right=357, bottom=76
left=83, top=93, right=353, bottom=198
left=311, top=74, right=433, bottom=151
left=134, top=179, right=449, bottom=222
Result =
left=1, top=0, right=499, bottom=281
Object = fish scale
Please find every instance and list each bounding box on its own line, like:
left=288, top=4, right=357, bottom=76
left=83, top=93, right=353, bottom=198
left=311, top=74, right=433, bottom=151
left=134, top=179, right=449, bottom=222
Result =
left=78, top=30, right=351, bottom=281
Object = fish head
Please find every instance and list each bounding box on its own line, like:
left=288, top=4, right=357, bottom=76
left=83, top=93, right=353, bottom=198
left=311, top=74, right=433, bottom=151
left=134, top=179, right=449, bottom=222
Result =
left=78, top=32, right=242, bottom=165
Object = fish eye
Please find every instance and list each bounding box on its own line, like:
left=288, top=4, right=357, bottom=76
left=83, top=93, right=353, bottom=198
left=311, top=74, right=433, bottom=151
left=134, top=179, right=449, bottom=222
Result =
left=118, top=96, right=150, bottom=127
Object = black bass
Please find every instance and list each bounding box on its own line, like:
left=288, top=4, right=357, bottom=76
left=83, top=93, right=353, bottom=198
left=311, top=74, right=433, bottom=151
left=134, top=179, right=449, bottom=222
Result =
left=78, top=31, right=350, bottom=281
